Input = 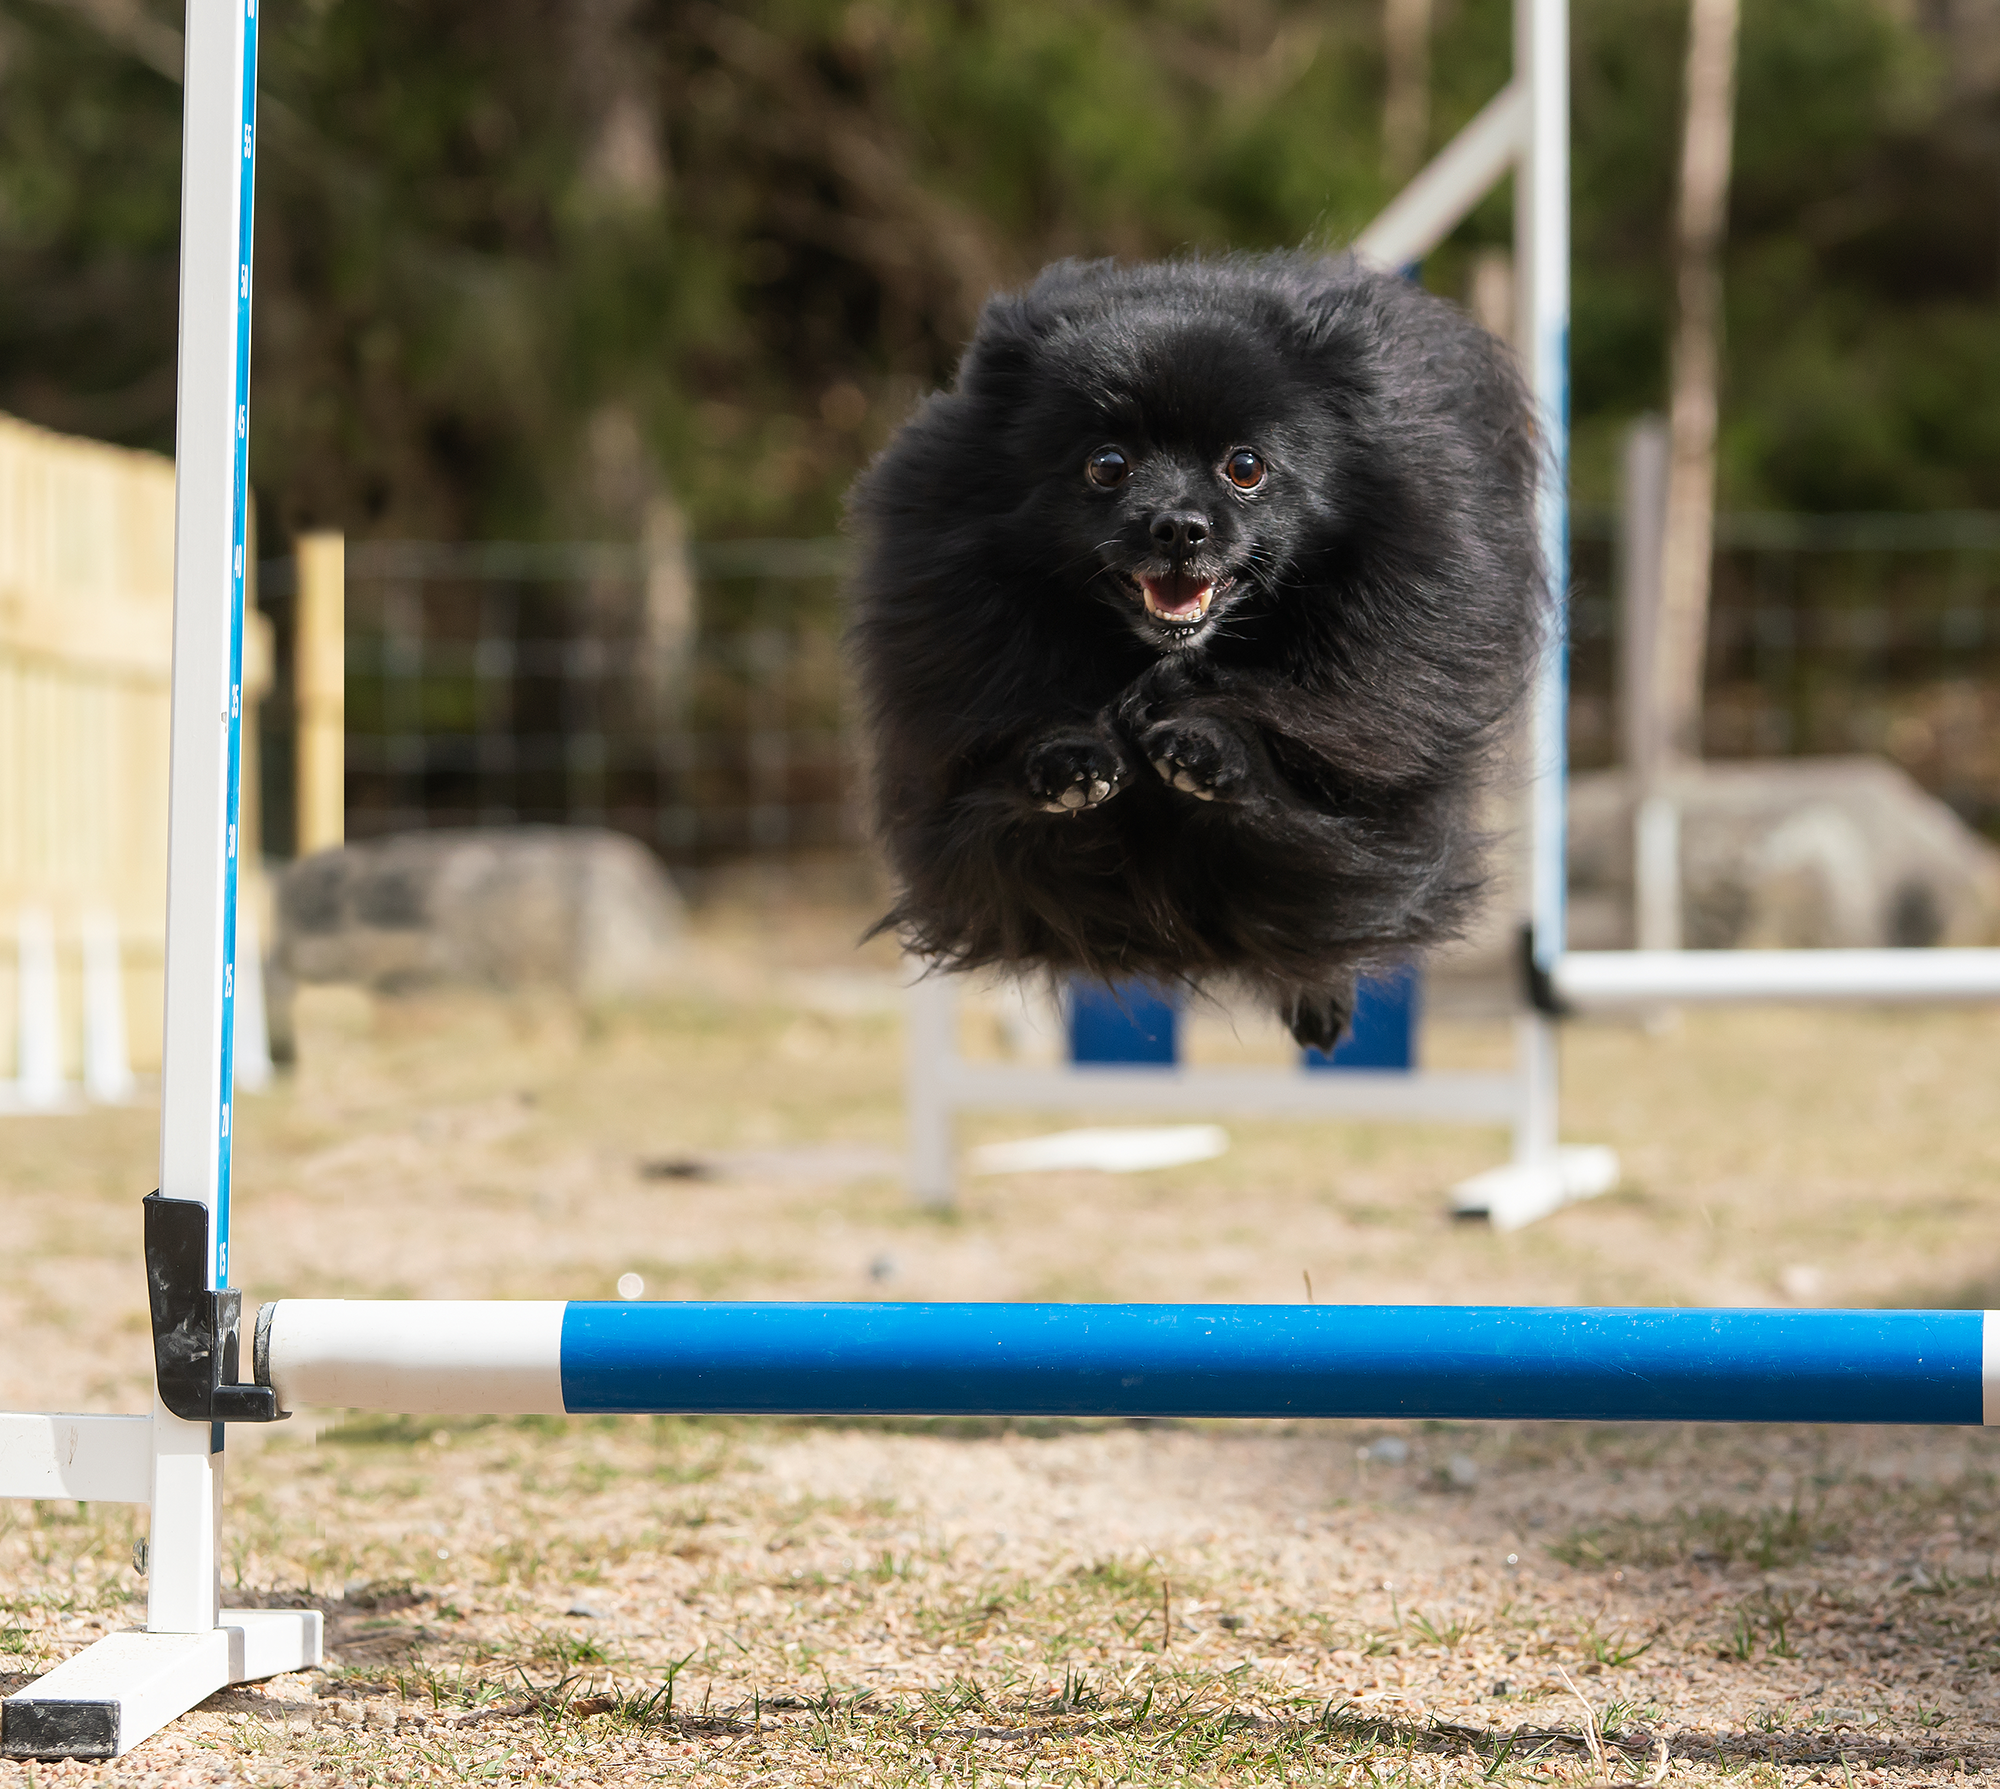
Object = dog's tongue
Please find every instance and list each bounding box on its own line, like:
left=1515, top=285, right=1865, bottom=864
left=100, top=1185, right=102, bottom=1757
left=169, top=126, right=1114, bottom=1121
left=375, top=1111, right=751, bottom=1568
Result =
left=1140, top=572, right=1212, bottom=621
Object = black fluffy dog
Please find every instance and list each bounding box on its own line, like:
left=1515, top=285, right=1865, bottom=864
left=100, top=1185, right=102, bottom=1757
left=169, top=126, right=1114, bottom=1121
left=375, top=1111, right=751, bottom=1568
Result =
left=847, top=252, right=1544, bottom=1049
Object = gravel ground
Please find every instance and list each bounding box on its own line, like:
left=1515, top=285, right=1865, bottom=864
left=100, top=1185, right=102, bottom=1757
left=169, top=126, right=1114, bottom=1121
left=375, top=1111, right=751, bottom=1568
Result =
left=3, top=884, right=2000, bottom=1785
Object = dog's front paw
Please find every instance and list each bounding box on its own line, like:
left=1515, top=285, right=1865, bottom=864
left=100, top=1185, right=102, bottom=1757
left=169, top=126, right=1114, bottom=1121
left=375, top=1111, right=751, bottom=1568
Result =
left=1142, top=718, right=1245, bottom=802
left=1023, top=733, right=1128, bottom=814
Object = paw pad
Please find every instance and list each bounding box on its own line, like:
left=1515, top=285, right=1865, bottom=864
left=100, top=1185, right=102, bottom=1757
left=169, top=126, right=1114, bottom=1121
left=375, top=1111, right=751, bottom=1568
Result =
left=1045, top=776, right=1114, bottom=813
left=1151, top=756, right=1217, bottom=801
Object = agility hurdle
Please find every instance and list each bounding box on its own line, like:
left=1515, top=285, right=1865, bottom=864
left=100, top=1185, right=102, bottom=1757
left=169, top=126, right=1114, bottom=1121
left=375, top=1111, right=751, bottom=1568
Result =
left=6, top=0, right=2000, bottom=1764
left=906, top=0, right=2000, bottom=1222
left=904, top=0, right=1608, bottom=1232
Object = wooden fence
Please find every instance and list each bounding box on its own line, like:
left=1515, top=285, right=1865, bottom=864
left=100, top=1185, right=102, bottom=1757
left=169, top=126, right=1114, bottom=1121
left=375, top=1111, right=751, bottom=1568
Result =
left=0, top=410, right=267, bottom=1084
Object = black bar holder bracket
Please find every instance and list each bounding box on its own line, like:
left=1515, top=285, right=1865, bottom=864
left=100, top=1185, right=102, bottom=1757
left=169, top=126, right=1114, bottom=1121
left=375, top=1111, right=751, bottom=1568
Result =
left=1519, top=923, right=1571, bottom=1020
left=143, top=1193, right=286, bottom=1423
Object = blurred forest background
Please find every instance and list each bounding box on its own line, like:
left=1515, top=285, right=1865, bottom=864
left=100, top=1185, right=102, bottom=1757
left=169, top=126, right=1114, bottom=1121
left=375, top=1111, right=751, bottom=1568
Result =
left=5, top=0, right=2000, bottom=552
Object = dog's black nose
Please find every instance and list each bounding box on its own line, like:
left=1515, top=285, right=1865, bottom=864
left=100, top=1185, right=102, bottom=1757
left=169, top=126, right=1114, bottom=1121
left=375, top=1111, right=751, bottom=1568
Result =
left=1149, top=510, right=1209, bottom=557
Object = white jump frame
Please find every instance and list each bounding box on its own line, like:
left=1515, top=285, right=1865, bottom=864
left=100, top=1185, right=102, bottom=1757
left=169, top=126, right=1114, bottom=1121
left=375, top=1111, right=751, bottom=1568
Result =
left=0, top=0, right=321, bottom=1762
left=906, top=0, right=1611, bottom=1233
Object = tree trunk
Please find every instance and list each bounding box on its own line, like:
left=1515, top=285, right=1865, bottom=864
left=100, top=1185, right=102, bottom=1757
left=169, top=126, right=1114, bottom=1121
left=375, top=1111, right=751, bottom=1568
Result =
left=1382, top=0, right=1434, bottom=184
left=1653, top=0, right=1741, bottom=764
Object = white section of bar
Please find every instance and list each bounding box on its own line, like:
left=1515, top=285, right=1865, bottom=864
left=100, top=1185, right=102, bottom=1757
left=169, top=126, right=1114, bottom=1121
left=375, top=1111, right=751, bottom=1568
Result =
left=0, top=1612, right=321, bottom=1761
left=1553, top=948, right=2000, bottom=1009
left=1985, top=1311, right=1998, bottom=1427
left=1353, top=83, right=1527, bottom=270
left=263, top=1301, right=568, bottom=1415
left=934, top=1062, right=1523, bottom=1124
left=0, top=1415, right=152, bottom=1505
left=159, top=0, right=245, bottom=1236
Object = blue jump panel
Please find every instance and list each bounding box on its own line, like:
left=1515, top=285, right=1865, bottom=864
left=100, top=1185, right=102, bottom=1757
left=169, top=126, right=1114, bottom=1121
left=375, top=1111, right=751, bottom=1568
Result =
left=1068, top=980, right=1177, bottom=1065
left=560, top=1303, right=1982, bottom=1425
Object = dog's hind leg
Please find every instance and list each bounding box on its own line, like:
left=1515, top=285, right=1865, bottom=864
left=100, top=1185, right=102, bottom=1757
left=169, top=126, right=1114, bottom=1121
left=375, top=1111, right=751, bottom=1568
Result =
left=1277, top=975, right=1358, bottom=1052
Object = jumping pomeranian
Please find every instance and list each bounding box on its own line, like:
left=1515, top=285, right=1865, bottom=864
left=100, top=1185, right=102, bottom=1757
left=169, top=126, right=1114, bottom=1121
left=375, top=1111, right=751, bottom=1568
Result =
left=846, top=252, right=1545, bottom=1048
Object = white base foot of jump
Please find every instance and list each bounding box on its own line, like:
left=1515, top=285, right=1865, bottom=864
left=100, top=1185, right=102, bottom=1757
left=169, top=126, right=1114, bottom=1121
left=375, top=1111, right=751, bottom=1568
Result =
left=1, top=1609, right=323, bottom=1760
left=1450, top=1145, right=1620, bottom=1232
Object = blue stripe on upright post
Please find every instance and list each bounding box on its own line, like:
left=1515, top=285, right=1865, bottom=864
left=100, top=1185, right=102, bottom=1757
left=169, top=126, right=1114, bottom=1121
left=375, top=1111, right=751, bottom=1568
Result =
left=215, top=0, right=260, bottom=1279
left=1068, top=979, right=1177, bottom=1066
left=557, top=1303, right=1984, bottom=1425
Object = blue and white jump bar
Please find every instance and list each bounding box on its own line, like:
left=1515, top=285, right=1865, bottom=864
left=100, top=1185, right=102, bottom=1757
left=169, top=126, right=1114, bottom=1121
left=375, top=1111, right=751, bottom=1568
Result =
left=260, top=1302, right=2000, bottom=1426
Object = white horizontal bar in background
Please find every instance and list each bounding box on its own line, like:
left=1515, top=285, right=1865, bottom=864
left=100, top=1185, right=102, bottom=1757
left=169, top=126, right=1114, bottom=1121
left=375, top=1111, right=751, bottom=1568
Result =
left=938, top=1065, right=1521, bottom=1125
left=1353, top=82, right=1527, bottom=270
left=263, top=1301, right=565, bottom=1415
left=0, top=1414, right=152, bottom=1505
left=1553, top=948, right=2000, bottom=1008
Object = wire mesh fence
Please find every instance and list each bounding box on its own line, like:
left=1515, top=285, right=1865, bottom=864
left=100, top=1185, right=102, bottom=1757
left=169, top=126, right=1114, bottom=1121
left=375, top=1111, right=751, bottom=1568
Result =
left=1571, top=510, right=2000, bottom=837
left=258, top=539, right=857, bottom=877
left=255, top=513, right=2000, bottom=877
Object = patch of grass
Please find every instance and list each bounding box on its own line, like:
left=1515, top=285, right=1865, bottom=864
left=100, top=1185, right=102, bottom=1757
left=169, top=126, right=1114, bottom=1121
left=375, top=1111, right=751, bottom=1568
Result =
left=324, top=1414, right=505, bottom=1449
left=1407, top=1607, right=1480, bottom=1649
left=531, top=1625, right=613, bottom=1671
left=1552, top=1500, right=1839, bottom=1571
left=1578, top=1619, right=1655, bottom=1667
left=1721, top=1593, right=1803, bottom=1663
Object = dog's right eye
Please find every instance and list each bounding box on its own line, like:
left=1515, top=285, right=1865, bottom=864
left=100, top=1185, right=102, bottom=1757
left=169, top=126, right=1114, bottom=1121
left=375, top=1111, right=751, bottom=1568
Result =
left=1085, top=446, right=1131, bottom=488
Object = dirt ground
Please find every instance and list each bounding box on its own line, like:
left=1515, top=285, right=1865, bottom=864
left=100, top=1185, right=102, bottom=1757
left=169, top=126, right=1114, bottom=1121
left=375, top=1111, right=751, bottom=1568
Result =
left=5, top=874, right=2000, bottom=1786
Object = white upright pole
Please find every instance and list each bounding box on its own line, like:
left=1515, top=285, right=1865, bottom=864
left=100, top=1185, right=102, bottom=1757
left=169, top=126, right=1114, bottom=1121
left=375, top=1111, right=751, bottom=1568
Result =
left=1515, top=0, right=1569, bottom=1168
left=150, top=0, right=258, bottom=1638
left=905, top=970, right=956, bottom=1209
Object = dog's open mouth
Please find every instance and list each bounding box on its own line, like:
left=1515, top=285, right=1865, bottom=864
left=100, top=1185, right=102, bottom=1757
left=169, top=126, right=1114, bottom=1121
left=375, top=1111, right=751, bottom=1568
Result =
left=1119, top=570, right=1234, bottom=629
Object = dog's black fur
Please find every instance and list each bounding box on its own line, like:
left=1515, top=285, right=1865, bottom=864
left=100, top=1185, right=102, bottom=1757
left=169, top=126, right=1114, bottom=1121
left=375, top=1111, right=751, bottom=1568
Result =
left=846, top=252, right=1545, bottom=1048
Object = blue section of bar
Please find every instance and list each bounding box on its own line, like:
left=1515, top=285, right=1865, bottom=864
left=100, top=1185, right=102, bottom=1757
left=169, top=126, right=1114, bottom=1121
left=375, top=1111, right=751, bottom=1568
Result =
left=559, top=1304, right=1982, bottom=1425
left=1068, top=980, right=1177, bottom=1066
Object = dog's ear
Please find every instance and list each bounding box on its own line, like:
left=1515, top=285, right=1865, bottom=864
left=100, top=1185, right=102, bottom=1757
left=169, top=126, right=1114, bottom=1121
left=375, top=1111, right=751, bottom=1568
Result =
left=954, top=258, right=1114, bottom=403
left=954, top=294, right=1044, bottom=404
left=1282, top=253, right=1381, bottom=354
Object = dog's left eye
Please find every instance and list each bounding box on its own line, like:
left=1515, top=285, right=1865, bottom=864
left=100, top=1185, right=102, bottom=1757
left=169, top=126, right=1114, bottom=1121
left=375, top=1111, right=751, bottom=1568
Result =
left=1225, top=449, right=1266, bottom=491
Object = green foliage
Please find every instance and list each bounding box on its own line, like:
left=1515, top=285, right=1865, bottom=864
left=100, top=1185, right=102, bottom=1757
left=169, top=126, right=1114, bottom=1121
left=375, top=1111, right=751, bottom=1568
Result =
left=1, top=0, right=1995, bottom=541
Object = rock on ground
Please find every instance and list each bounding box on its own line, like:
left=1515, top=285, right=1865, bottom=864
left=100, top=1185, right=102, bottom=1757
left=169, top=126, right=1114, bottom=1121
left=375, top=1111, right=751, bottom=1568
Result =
left=1568, top=757, right=2000, bottom=950
left=270, top=827, right=684, bottom=1029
